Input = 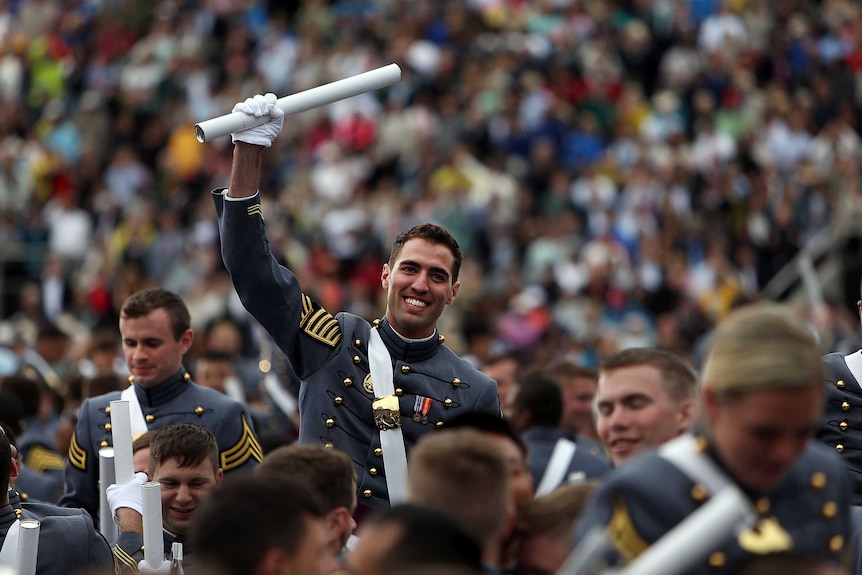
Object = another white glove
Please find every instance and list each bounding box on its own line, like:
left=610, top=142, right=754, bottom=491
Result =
left=230, top=93, right=284, bottom=147
left=137, top=559, right=181, bottom=575
left=106, top=472, right=147, bottom=521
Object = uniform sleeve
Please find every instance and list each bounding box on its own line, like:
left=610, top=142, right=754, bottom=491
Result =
left=58, top=400, right=99, bottom=522
left=86, top=515, right=117, bottom=573
left=113, top=532, right=144, bottom=573
left=472, top=376, right=502, bottom=416
left=214, top=402, right=264, bottom=474
left=214, top=190, right=341, bottom=380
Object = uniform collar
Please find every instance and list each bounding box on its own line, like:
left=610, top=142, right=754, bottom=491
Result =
left=377, top=318, right=442, bottom=363
left=0, top=504, right=18, bottom=531
left=134, top=370, right=191, bottom=407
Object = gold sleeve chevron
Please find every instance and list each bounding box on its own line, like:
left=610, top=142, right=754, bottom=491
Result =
left=113, top=544, right=139, bottom=573
left=68, top=432, right=87, bottom=471
left=300, top=293, right=342, bottom=347
left=25, top=444, right=66, bottom=472
left=247, top=203, right=264, bottom=219
left=606, top=495, right=648, bottom=561
left=220, top=414, right=264, bottom=471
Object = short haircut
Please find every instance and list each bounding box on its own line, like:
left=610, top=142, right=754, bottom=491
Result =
left=702, top=303, right=823, bottom=398
left=407, top=428, right=510, bottom=544
left=0, top=427, right=11, bottom=499
left=600, top=347, right=699, bottom=402
left=257, top=444, right=356, bottom=511
left=0, top=374, right=41, bottom=417
left=121, top=288, right=191, bottom=341
left=365, top=503, right=483, bottom=573
left=511, top=370, right=563, bottom=427
left=515, top=481, right=598, bottom=541
left=0, top=391, right=24, bottom=436
left=190, top=474, right=327, bottom=575
left=389, top=223, right=463, bottom=282
left=132, top=430, right=155, bottom=454
left=542, top=359, right=597, bottom=389
left=149, top=422, right=219, bottom=474
left=442, top=410, right=528, bottom=459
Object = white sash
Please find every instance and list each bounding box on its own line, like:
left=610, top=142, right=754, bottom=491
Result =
left=844, top=350, right=862, bottom=390
left=120, top=385, right=149, bottom=437
left=0, top=519, right=20, bottom=568
left=658, top=434, right=734, bottom=496
left=368, top=327, right=409, bottom=505
left=535, top=437, right=577, bottom=497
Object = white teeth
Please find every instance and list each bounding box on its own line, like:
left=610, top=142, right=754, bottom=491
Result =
left=405, top=298, right=427, bottom=308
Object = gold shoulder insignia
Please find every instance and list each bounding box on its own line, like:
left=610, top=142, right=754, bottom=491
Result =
left=738, top=517, right=792, bottom=554
left=68, top=432, right=87, bottom=471
left=113, top=544, right=139, bottom=573
left=220, top=414, right=264, bottom=471
left=300, top=294, right=342, bottom=347
left=247, top=204, right=264, bottom=219
left=25, top=444, right=66, bottom=472
left=606, top=495, right=649, bottom=561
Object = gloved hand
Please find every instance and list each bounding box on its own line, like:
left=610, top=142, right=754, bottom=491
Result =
left=106, top=472, right=147, bottom=521
left=230, top=93, right=284, bottom=148
left=137, top=559, right=182, bottom=575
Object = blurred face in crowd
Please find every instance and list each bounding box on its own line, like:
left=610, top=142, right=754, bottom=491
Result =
left=704, top=384, right=822, bottom=492
left=382, top=238, right=460, bottom=339
left=344, top=521, right=402, bottom=575
left=121, top=308, right=193, bottom=388
left=482, top=357, right=518, bottom=418
left=278, top=515, right=338, bottom=575
left=152, top=457, right=222, bottom=535
left=195, top=358, right=234, bottom=395
left=596, top=365, right=693, bottom=467
left=486, top=433, right=534, bottom=509
left=560, top=376, right=599, bottom=440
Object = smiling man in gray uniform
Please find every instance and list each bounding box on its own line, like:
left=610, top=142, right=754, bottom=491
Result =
left=213, top=93, right=500, bottom=509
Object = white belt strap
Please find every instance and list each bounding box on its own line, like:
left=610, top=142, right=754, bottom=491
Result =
left=535, top=437, right=577, bottom=497
left=0, top=519, right=20, bottom=568
left=368, top=327, right=409, bottom=504
left=844, top=350, right=862, bottom=391
left=120, top=385, right=149, bottom=437
left=658, top=434, right=734, bottom=496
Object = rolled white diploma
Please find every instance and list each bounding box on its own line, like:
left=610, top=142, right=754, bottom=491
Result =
left=110, top=400, right=135, bottom=485
left=15, top=519, right=39, bottom=575
left=98, top=447, right=117, bottom=545
left=142, top=482, right=164, bottom=568
left=615, top=486, right=756, bottom=575
left=194, top=63, right=402, bottom=143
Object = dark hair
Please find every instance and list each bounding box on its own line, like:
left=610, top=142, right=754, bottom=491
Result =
left=0, top=427, right=11, bottom=502
left=258, top=444, right=356, bottom=511
left=389, top=223, right=463, bottom=282
left=601, top=347, right=699, bottom=402
left=511, top=370, right=563, bottom=428
left=365, top=503, right=483, bottom=573
left=121, top=288, right=191, bottom=341
left=190, top=474, right=327, bottom=575
left=149, top=422, right=219, bottom=473
left=0, top=374, right=41, bottom=417
left=132, top=430, right=155, bottom=454
left=542, top=359, right=597, bottom=385
left=442, top=410, right=528, bottom=458
left=0, top=391, right=24, bottom=436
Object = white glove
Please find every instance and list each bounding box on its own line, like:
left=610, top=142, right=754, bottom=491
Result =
left=230, top=93, right=284, bottom=147
left=106, top=472, right=147, bottom=521
left=137, top=559, right=181, bottom=575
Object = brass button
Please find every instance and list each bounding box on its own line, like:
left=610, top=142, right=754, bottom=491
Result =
left=104, top=423, right=112, bottom=431
left=324, top=442, right=334, bottom=449
left=830, top=535, right=844, bottom=553
left=811, top=472, right=827, bottom=490
left=105, top=407, right=111, bottom=415
left=690, top=484, right=708, bottom=503
left=100, top=441, right=108, bottom=448
left=372, top=319, right=382, bottom=327
left=19, top=493, right=28, bottom=502
left=395, top=388, right=403, bottom=396
left=353, top=355, right=361, bottom=365
left=344, top=377, right=353, bottom=387
left=183, top=373, right=191, bottom=381
left=259, top=359, right=271, bottom=373
left=334, top=396, right=343, bottom=405
left=363, top=489, right=372, bottom=498
left=837, top=444, right=845, bottom=453
left=444, top=398, right=453, bottom=408
left=694, top=436, right=708, bottom=453
left=438, top=334, right=445, bottom=344
left=435, top=420, right=444, bottom=428
left=145, top=414, right=155, bottom=423
left=452, top=378, right=461, bottom=387
left=823, top=501, right=838, bottom=519
left=841, top=420, right=849, bottom=431
left=374, top=448, right=383, bottom=457
left=195, top=406, right=204, bottom=416
left=369, top=467, right=378, bottom=476
left=128, top=375, right=135, bottom=383
left=354, top=339, right=362, bottom=347
left=837, top=380, right=846, bottom=389
left=842, top=401, right=851, bottom=411
left=326, top=418, right=335, bottom=428
left=708, top=552, right=725, bottom=568
left=14, top=509, right=22, bottom=519
left=401, top=365, right=411, bottom=374
left=755, top=498, right=770, bottom=514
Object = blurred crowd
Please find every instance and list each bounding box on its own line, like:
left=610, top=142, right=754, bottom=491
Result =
left=2, top=0, right=862, bottom=392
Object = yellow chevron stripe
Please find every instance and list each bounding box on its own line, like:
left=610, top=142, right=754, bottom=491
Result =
left=25, top=444, right=65, bottom=472
left=247, top=204, right=264, bottom=218
left=68, top=432, right=86, bottom=471
left=113, top=543, right=140, bottom=572
left=220, top=415, right=264, bottom=471
left=301, top=306, right=342, bottom=347
left=606, top=495, right=649, bottom=561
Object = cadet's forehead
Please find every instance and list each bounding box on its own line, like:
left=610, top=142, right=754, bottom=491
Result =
left=392, top=238, right=456, bottom=266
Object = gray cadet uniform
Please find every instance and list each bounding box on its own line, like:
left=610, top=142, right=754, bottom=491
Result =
left=214, top=190, right=501, bottom=508
left=522, top=427, right=611, bottom=488
left=60, top=370, right=262, bottom=523
left=818, top=352, right=862, bottom=502
left=113, top=527, right=188, bottom=573
left=2, top=495, right=114, bottom=575
left=574, top=433, right=851, bottom=574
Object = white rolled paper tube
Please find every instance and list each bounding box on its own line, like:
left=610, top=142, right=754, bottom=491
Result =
left=142, top=482, right=164, bottom=568
left=98, top=447, right=117, bottom=545
left=110, top=400, right=135, bottom=485
left=194, top=63, right=402, bottom=143
left=617, top=486, right=757, bottom=575
left=15, top=519, right=39, bottom=575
